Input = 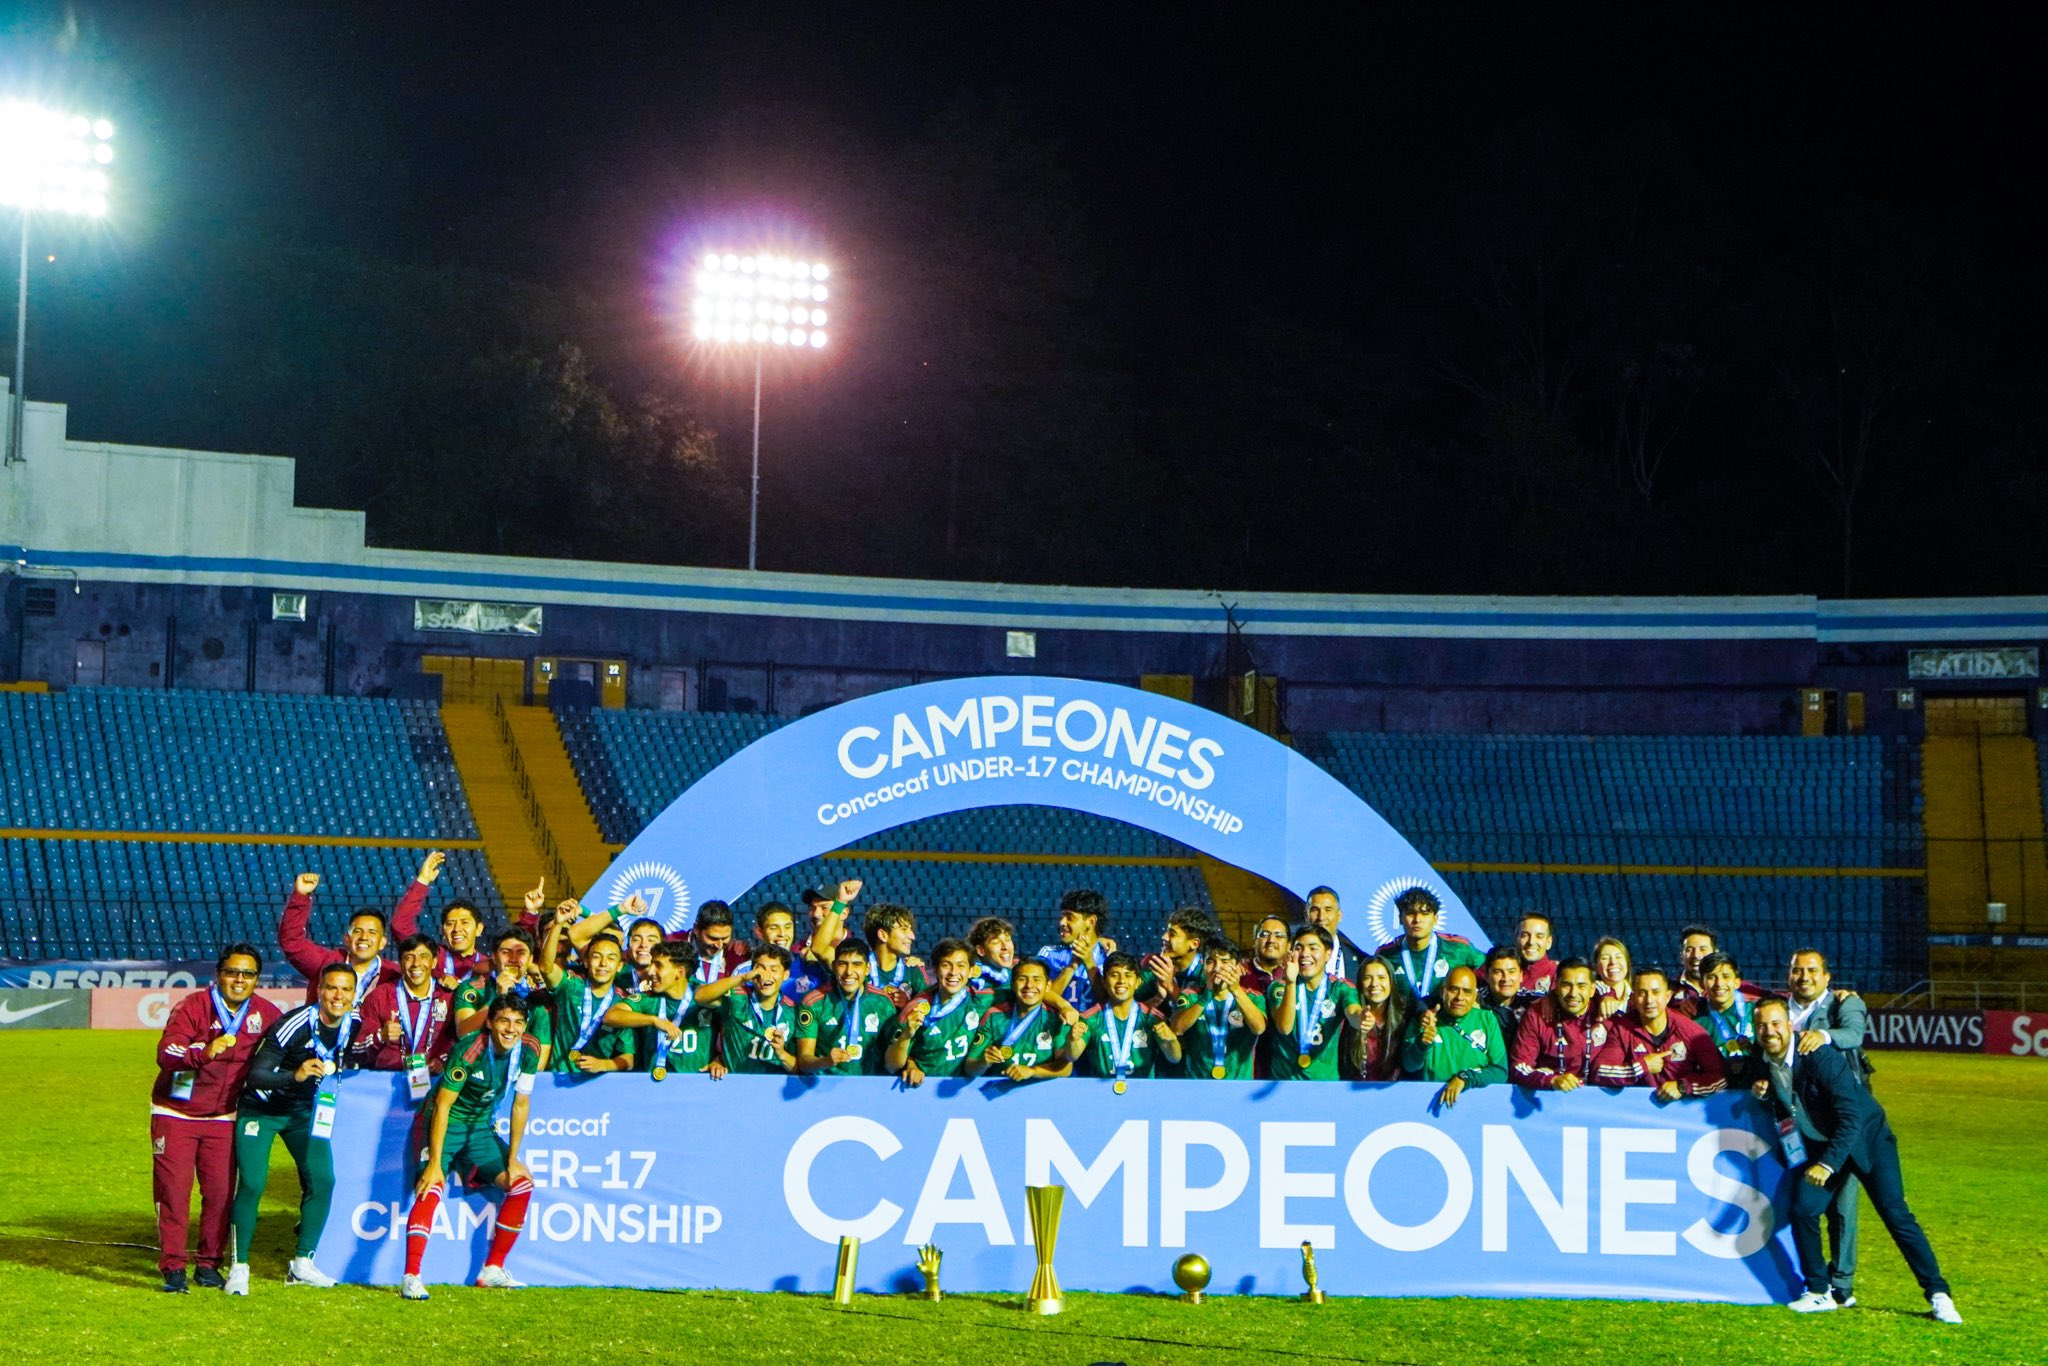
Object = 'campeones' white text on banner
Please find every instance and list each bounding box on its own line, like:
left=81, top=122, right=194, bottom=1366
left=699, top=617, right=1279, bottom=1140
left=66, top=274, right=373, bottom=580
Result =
left=837, top=695, right=1223, bottom=790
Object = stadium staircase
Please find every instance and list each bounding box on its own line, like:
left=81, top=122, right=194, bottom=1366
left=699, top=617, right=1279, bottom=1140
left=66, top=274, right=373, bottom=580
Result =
left=500, top=703, right=614, bottom=895
left=1920, top=699, right=2048, bottom=985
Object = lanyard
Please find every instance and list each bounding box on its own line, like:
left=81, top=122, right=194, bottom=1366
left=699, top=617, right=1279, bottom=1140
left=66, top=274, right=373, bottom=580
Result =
left=351, top=960, right=381, bottom=1006
left=1001, top=1005, right=1045, bottom=1048
left=573, top=981, right=617, bottom=1053
left=1400, top=938, right=1439, bottom=1002
left=398, top=987, right=436, bottom=1054
left=1205, top=992, right=1234, bottom=1069
left=1325, top=942, right=1346, bottom=983
left=870, top=952, right=907, bottom=989
left=308, top=1015, right=354, bottom=1068
left=1554, top=1016, right=1595, bottom=1082
left=209, top=987, right=250, bottom=1040
left=695, top=953, right=724, bottom=986
left=1295, top=978, right=1330, bottom=1054
left=1103, top=1003, right=1140, bottom=1076
left=436, top=946, right=465, bottom=979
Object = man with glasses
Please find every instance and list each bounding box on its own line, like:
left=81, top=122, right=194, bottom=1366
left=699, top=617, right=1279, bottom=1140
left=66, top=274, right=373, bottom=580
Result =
left=1241, top=916, right=1292, bottom=995
left=150, top=944, right=282, bottom=1293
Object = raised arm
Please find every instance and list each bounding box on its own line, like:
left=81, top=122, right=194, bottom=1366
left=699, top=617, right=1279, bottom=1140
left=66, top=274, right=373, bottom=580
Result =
left=277, top=873, right=331, bottom=983
left=390, top=851, right=445, bottom=940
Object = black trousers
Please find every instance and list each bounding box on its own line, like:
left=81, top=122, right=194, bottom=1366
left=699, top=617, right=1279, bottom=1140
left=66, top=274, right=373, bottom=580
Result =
left=1792, top=1123, right=1948, bottom=1298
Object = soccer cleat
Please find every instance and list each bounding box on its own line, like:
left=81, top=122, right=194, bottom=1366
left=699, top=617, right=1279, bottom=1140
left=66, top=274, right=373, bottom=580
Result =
left=161, top=1269, right=189, bottom=1294
left=1787, top=1290, right=1839, bottom=1313
left=224, top=1264, right=250, bottom=1297
left=474, top=1264, right=524, bottom=1289
left=400, top=1274, right=430, bottom=1301
left=286, top=1256, right=337, bottom=1288
left=1929, top=1293, right=1962, bottom=1324
left=194, top=1266, right=226, bottom=1291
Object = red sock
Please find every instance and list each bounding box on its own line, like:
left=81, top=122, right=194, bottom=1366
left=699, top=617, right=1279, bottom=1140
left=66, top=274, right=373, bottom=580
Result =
left=404, top=1184, right=444, bottom=1277
left=486, top=1177, right=532, bottom=1268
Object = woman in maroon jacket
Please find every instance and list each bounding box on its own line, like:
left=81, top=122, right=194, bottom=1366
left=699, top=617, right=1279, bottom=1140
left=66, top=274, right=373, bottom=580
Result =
left=150, top=944, right=284, bottom=1293
left=1343, top=955, right=1411, bottom=1081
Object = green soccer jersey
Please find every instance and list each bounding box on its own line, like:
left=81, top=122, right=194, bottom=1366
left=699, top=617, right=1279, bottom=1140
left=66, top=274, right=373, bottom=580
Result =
left=1265, top=977, right=1361, bottom=1080
left=438, top=1032, right=540, bottom=1126
left=1175, top=988, right=1264, bottom=1079
left=619, top=990, right=714, bottom=1073
left=1078, top=1002, right=1175, bottom=1079
left=969, top=1003, right=1072, bottom=1072
left=794, top=986, right=893, bottom=1076
left=714, top=988, right=797, bottom=1074
left=866, top=952, right=931, bottom=1000
left=549, top=976, right=633, bottom=1073
left=453, top=977, right=556, bottom=1057
left=1135, top=955, right=1206, bottom=1009
left=1378, top=935, right=1487, bottom=1005
left=887, top=988, right=991, bottom=1077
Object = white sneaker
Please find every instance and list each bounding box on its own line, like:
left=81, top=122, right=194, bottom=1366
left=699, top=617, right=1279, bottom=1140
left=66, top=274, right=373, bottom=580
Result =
left=224, top=1264, right=249, bottom=1297
left=400, top=1273, right=430, bottom=1301
left=1788, top=1290, right=1839, bottom=1313
left=474, top=1264, right=523, bottom=1289
left=286, top=1256, right=336, bottom=1288
left=1930, top=1293, right=1962, bottom=1324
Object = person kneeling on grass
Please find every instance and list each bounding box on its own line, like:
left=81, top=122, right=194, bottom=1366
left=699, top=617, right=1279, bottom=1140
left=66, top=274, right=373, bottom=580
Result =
left=400, top=997, right=539, bottom=1300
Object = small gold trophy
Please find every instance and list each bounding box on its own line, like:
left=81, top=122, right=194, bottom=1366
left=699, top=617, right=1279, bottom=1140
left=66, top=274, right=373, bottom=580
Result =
left=1025, top=1184, right=1066, bottom=1314
left=1300, top=1241, right=1324, bottom=1304
left=916, top=1243, right=943, bottom=1301
left=1172, top=1253, right=1212, bottom=1304
left=832, top=1235, right=859, bottom=1306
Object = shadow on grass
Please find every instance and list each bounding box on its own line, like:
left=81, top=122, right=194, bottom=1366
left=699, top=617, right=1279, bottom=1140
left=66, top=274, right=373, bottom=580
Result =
left=0, top=1212, right=163, bottom=1289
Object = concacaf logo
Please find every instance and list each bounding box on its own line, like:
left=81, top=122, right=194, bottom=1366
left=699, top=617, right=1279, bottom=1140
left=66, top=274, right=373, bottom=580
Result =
left=1363, top=875, right=1451, bottom=949
left=606, top=860, right=694, bottom=934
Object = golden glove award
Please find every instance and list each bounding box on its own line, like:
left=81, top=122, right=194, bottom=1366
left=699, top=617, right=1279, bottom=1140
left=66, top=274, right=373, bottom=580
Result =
left=916, top=1243, right=943, bottom=1301
left=1300, top=1241, right=1325, bottom=1303
left=1025, top=1184, right=1066, bottom=1315
left=831, top=1235, right=859, bottom=1306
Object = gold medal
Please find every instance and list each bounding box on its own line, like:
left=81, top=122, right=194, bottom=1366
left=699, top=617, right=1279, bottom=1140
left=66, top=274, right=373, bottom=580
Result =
left=1113, top=1079, right=1127, bottom=1095
left=845, top=1044, right=863, bottom=1061
left=1211, top=1064, right=1227, bottom=1079
left=1297, top=1053, right=1312, bottom=1069
left=651, top=1066, right=668, bottom=1082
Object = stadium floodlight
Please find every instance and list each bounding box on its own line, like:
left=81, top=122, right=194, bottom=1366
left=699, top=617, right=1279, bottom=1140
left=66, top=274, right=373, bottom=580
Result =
left=0, top=100, right=115, bottom=464
left=691, top=248, right=834, bottom=571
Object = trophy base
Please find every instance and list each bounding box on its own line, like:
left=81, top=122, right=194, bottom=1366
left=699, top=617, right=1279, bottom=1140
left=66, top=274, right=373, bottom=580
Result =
left=1302, top=1290, right=1325, bottom=1304
left=922, top=1288, right=942, bottom=1302
left=1178, top=1291, right=1204, bottom=1305
left=1027, top=1296, right=1064, bottom=1315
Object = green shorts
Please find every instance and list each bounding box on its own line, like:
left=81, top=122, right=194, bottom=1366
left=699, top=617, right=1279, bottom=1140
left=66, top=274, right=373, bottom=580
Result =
left=411, top=1113, right=509, bottom=1188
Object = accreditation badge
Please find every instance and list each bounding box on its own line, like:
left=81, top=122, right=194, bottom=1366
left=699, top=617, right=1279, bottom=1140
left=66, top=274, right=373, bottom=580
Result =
left=169, top=1070, right=197, bottom=1102
left=1777, top=1116, right=1808, bottom=1167
left=311, top=1086, right=338, bottom=1140
left=406, top=1054, right=431, bottom=1103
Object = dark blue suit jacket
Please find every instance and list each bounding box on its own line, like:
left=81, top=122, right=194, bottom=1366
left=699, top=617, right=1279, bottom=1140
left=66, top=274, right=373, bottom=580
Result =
left=1738, top=1044, right=1887, bottom=1174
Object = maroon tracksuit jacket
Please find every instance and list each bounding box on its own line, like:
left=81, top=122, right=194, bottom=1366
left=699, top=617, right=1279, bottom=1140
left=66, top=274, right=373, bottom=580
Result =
left=1510, top=999, right=1634, bottom=1088
left=351, top=978, right=457, bottom=1071
left=277, top=878, right=431, bottom=1003
left=1607, top=1010, right=1728, bottom=1096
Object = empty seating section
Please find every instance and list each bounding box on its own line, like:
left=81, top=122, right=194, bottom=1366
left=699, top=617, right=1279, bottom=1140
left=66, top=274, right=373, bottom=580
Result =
left=732, top=857, right=1214, bottom=951
left=0, top=689, right=476, bottom=839
left=0, top=840, right=499, bottom=964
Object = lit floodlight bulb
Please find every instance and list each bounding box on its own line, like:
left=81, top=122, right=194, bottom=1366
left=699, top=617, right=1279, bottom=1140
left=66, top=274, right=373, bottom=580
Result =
left=94, top=118, right=114, bottom=140
left=713, top=321, right=733, bottom=342
left=68, top=116, right=88, bottom=137
left=811, top=331, right=827, bottom=348
left=691, top=295, right=711, bottom=316
left=88, top=194, right=107, bottom=217
left=751, top=322, right=769, bottom=341
left=703, top=252, right=722, bottom=271
left=812, top=284, right=828, bottom=302
left=790, top=328, right=808, bottom=346
left=693, top=320, right=713, bottom=340
left=40, top=190, right=61, bottom=210
left=773, top=305, right=790, bottom=324
left=812, top=263, right=829, bottom=281
left=792, top=307, right=809, bottom=325
left=721, top=253, right=738, bottom=270
left=739, top=256, right=757, bottom=273
left=811, top=310, right=827, bottom=328
left=771, top=325, right=788, bottom=345
left=93, top=143, right=113, bottom=165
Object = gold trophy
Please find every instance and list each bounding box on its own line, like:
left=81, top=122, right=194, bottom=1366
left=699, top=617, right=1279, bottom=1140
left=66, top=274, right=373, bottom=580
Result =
left=1300, top=1241, right=1325, bottom=1303
left=916, top=1243, right=943, bottom=1301
left=1025, top=1184, right=1066, bottom=1315
left=832, top=1235, right=859, bottom=1306
left=1172, top=1253, right=1212, bottom=1304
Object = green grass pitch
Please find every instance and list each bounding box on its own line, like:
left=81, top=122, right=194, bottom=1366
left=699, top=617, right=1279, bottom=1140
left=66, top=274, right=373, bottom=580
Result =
left=1, top=1033, right=2041, bottom=1364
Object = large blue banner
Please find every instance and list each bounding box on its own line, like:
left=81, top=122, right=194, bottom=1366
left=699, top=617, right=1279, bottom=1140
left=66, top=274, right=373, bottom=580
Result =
left=320, top=1074, right=1802, bottom=1302
left=593, top=676, right=1484, bottom=946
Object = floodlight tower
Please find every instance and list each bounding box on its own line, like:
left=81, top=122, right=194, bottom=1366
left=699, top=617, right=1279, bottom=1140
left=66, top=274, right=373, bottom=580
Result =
left=0, top=101, right=114, bottom=464
left=688, top=250, right=832, bottom=571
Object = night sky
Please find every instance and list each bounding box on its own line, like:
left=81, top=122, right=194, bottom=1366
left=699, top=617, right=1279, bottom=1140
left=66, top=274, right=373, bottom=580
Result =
left=5, top=4, right=2044, bottom=595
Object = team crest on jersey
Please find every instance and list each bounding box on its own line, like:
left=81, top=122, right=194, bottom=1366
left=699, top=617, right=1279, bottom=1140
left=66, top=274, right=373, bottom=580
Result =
left=1466, top=1028, right=1487, bottom=1048
left=152, top=1135, right=166, bottom=1155
left=248, top=1011, right=263, bottom=1030
left=966, top=1012, right=981, bottom=1029
left=1589, top=1025, right=1608, bottom=1047
left=1228, top=1009, right=1245, bottom=1027
left=1037, top=1033, right=1052, bottom=1049
left=1670, top=1041, right=1688, bottom=1062
left=1319, top=1000, right=1337, bottom=1019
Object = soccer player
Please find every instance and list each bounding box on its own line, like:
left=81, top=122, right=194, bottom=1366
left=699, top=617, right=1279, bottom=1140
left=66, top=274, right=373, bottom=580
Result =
left=353, top=933, right=455, bottom=1091
left=966, top=958, right=1078, bottom=1082
left=623, top=915, right=666, bottom=992
left=1171, top=937, right=1267, bottom=1079
left=399, top=997, right=539, bottom=1299
left=1241, top=915, right=1291, bottom=995
left=1742, top=999, right=1960, bottom=1323
left=1268, top=926, right=1366, bottom=1081
left=1591, top=936, right=1633, bottom=1018
left=1343, top=956, right=1409, bottom=1081
left=1401, top=965, right=1507, bottom=1108
left=1137, top=906, right=1212, bottom=1008
left=794, top=937, right=895, bottom=1076
left=1077, top=951, right=1182, bottom=1086
left=862, top=902, right=930, bottom=1006
left=966, top=915, right=1017, bottom=993
left=884, top=938, right=990, bottom=1086
left=1035, top=888, right=1115, bottom=1010
left=753, top=902, right=823, bottom=1003
left=1694, top=951, right=1762, bottom=1059
left=1672, top=924, right=1719, bottom=1016
left=277, top=871, right=392, bottom=1007
left=697, top=944, right=801, bottom=1076
left=1611, top=966, right=1725, bottom=1099
left=603, top=941, right=714, bottom=1077
left=538, top=903, right=635, bottom=1074
left=1302, top=886, right=1369, bottom=982
left=1514, top=913, right=1558, bottom=1001
left=150, top=944, right=281, bottom=1293
left=1480, top=946, right=1526, bottom=1037
left=454, top=928, right=554, bottom=1066
left=224, top=962, right=358, bottom=1294
left=1373, top=887, right=1484, bottom=1006
left=1509, top=958, right=1629, bottom=1090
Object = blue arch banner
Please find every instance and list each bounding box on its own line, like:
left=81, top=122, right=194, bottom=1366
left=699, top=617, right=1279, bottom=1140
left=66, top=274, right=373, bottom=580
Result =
left=591, top=675, right=1485, bottom=947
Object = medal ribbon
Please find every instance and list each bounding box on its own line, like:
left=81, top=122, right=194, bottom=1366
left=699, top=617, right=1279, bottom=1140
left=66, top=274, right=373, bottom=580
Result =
left=1104, top=1002, right=1140, bottom=1076
left=869, top=952, right=908, bottom=989
left=399, top=987, right=436, bottom=1055
left=1001, top=1004, right=1045, bottom=1049
left=927, top=987, right=972, bottom=1024
left=308, top=1014, right=355, bottom=1069
left=651, top=993, right=688, bottom=1068
left=1205, top=992, right=1234, bottom=1071
left=840, top=991, right=867, bottom=1048
left=747, top=992, right=789, bottom=1043
left=351, top=959, right=381, bottom=1006
left=1400, top=937, right=1439, bottom=1004
left=1295, top=977, right=1329, bottom=1057
left=209, top=987, right=250, bottom=1041
left=1706, top=999, right=1752, bottom=1047
left=573, top=982, right=617, bottom=1053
